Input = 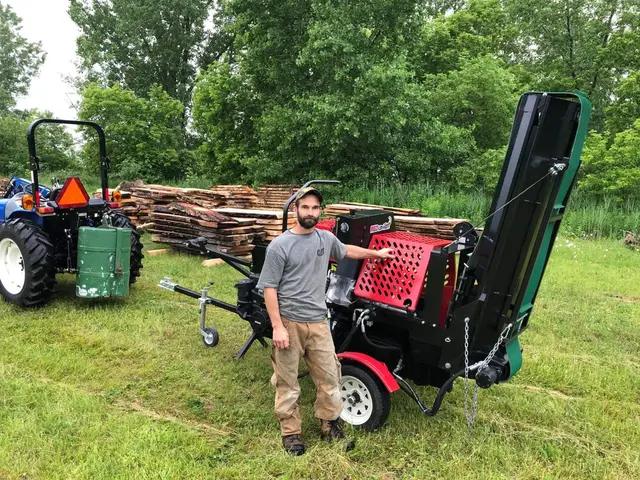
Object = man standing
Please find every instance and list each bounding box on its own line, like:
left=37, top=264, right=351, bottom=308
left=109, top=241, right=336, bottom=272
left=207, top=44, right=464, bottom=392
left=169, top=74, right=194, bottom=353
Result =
left=256, top=187, right=394, bottom=455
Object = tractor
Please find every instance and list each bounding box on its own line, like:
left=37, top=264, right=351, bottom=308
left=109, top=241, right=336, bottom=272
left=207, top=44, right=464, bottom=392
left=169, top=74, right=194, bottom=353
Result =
left=159, top=91, right=591, bottom=431
left=0, top=118, right=144, bottom=307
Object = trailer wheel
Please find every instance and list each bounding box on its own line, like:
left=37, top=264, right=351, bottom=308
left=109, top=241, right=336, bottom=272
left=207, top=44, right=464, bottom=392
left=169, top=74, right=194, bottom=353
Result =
left=339, top=363, right=391, bottom=431
left=0, top=219, right=56, bottom=307
left=109, top=212, right=144, bottom=284
left=202, top=327, right=219, bottom=347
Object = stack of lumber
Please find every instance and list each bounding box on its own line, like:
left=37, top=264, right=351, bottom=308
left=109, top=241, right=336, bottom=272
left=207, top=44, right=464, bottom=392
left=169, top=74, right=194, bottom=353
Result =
left=394, top=216, right=464, bottom=240
left=256, top=184, right=300, bottom=210
left=92, top=188, right=152, bottom=226
left=322, top=200, right=462, bottom=240
left=211, top=208, right=296, bottom=242
left=209, top=185, right=259, bottom=208
left=0, top=178, right=9, bottom=197
left=624, top=231, right=639, bottom=250
left=149, top=203, right=264, bottom=258
left=323, top=201, right=421, bottom=217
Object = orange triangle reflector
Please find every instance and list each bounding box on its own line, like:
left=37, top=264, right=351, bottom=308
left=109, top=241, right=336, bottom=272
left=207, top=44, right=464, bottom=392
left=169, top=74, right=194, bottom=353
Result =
left=55, top=177, right=90, bottom=209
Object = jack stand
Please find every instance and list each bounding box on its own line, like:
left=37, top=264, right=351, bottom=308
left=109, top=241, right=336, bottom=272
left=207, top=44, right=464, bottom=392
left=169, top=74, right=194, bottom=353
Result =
left=234, top=331, right=269, bottom=359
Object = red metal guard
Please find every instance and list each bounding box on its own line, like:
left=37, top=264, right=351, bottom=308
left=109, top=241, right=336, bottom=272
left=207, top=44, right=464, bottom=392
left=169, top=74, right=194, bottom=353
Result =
left=354, top=232, right=455, bottom=324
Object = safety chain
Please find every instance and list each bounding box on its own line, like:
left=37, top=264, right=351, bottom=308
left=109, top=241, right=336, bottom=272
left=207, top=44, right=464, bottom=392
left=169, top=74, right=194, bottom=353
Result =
left=464, top=318, right=513, bottom=437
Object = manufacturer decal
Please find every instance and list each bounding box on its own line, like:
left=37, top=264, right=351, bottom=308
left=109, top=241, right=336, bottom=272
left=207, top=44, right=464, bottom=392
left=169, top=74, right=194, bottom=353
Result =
left=370, top=216, right=392, bottom=234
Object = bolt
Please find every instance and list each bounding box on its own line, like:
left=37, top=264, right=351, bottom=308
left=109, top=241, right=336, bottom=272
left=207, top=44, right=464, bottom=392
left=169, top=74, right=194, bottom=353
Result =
left=421, top=321, right=425, bottom=325
left=432, top=324, right=437, bottom=328
left=445, top=363, right=451, bottom=369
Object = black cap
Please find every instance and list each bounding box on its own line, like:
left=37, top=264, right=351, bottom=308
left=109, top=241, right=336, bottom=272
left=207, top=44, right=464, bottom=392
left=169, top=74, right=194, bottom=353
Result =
left=293, top=186, right=323, bottom=203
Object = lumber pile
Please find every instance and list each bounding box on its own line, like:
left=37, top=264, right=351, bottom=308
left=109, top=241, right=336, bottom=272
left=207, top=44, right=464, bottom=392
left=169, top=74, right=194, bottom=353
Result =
left=624, top=231, right=639, bottom=250
left=0, top=178, right=9, bottom=197
left=149, top=203, right=265, bottom=258
left=323, top=202, right=421, bottom=217
left=394, top=216, right=464, bottom=240
left=209, top=185, right=259, bottom=208
left=256, top=184, right=300, bottom=210
left=211, top=208, right=296, bottom=242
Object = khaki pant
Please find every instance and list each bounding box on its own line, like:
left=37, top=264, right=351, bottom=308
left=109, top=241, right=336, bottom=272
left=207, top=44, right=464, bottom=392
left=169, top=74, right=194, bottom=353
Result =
left=270, top=317, right=343, bottom=436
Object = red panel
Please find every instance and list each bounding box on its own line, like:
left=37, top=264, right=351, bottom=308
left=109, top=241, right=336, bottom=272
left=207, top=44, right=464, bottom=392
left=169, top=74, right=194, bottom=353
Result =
left=338, top=352, right=400, bottom=393
left=354, top=231, right=450, bottom=312
left=316, top=218, right=336, bottom=233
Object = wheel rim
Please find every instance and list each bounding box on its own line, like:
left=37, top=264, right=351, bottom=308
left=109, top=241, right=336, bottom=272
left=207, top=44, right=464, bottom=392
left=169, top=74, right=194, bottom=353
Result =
left=340, top=374, right=374, bottom=425
left=204, top=331, right=215, bottom=344
left=0, top=238, right=26, bottom=295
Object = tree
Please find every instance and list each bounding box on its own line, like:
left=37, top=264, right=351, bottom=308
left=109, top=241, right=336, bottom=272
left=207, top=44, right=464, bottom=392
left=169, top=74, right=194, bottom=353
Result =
left=506, top=0, right=640, bottom=130
left=580, top=121, right=640, bottom=199
left=424, top=55, right=520, bottom=150
left=0, top=111, right=78, bottom=177
left=193, top=0, right=478, bottom=185
left=605, top=70, right=640, bottom=136
left=0, top=3, right=46, bottom=112
left=68, top=0, right=221, bottom=117
left=78, top=83, right=186, bottom=182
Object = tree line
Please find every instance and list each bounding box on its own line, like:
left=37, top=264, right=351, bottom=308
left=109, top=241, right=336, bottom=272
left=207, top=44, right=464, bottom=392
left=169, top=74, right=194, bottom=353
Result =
left=1, top=0, right=639, bottom=199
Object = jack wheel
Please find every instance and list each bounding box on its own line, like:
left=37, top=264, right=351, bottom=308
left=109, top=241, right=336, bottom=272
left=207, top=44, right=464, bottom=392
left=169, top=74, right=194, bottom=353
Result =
left=339, top=363, right=391, bottom=431
left=202, top=327, right=219, bottom=347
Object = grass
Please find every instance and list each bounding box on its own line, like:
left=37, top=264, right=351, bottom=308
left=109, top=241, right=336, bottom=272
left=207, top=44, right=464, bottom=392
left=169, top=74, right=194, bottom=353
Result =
left=0, top=235, right=639, bottom=479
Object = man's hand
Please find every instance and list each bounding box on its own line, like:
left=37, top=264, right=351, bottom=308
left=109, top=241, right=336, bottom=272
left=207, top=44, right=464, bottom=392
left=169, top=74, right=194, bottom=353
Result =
left=376, top=248, right=395, bottom=260
left=272, top=325, right=290, bottom=349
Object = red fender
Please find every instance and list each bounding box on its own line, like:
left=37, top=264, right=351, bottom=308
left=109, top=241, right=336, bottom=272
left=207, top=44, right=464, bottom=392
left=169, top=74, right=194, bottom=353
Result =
left=338, top=352, right=400, bottom=393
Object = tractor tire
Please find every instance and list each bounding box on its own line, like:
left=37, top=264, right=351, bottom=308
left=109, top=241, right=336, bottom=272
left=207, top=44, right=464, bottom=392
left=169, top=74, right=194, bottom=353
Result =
left=109, top=212, right=144, bottom=284
left=339, top=363, right=391, bottom=432
left=0, top=218, right=56, bottom=307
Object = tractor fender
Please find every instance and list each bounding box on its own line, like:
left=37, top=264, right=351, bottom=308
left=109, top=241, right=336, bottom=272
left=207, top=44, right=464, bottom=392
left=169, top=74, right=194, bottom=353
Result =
left=2, top=198, right=43, bottom=226
left=338, top=352, right=400, bottom=393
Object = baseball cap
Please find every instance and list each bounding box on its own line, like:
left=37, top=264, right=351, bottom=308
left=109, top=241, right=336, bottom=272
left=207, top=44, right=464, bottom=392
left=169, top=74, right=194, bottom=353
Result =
left=294, top=186, right=323, bottom=203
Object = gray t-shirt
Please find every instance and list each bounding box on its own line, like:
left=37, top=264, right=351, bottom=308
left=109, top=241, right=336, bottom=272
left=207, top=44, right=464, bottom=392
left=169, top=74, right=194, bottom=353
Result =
left=256, top=228, right=347, bottom=322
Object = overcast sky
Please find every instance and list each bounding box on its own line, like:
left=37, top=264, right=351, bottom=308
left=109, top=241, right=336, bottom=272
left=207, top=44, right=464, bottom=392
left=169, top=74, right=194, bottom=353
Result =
left=7, top=0, right=81, bottom=120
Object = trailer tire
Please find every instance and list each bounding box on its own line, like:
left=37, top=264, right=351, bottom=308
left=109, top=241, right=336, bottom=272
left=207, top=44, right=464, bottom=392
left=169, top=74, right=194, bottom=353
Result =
left=109, top=212, right=144, bottom=284
left=0, top=219, right=56, bottom=307
left=339, top=363, right=391, bottom=431
left=202, top=327, right=219, bottom=347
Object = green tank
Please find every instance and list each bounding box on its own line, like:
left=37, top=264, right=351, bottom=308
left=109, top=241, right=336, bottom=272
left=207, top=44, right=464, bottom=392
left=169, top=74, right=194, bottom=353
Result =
left=76, top=226, right=131, bottom=298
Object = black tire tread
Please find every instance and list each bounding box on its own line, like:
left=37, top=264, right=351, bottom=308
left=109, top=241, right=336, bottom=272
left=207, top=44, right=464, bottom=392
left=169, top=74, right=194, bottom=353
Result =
left=109, top=212, right=144, bottom=284
left=0, top=218, right=56, bottom=307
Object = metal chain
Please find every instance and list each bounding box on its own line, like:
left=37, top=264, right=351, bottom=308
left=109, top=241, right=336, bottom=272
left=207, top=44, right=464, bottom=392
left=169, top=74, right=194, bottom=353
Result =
left=464, top=319, right=513, bottom=437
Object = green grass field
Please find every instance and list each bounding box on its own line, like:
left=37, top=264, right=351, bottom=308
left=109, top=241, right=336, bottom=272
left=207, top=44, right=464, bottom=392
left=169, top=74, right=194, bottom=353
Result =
left=0, top=235, right=639, bottom=479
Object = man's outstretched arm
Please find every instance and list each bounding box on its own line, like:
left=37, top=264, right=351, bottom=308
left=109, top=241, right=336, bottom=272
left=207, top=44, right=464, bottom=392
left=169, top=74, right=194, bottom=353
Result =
left=344, top=245, right=395, bottom=260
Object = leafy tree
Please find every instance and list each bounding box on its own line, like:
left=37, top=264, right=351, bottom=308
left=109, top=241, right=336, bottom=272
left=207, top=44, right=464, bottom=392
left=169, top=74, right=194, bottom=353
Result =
left=580, top=121, right=640, bottom=198
left=506, top=0, right=640, bottom=130
left=0, top=111, right=78, bottom=177
left=605, top=70, right=640, bottom=136
left=193, top=0, right=479, bottom=185
left=78, top=83, right=186, bottom=182
left=68, top=0, right=222, bottom=115
left=0, top=3, right=46, bottom=112
left=424, top=55, right=520, bottom=150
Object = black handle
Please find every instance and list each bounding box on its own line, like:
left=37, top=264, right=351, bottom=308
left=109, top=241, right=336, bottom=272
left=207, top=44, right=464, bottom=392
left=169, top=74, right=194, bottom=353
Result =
left=27, top=118, right=110, bottom=205
left=281, top=180, right=341, bottom=232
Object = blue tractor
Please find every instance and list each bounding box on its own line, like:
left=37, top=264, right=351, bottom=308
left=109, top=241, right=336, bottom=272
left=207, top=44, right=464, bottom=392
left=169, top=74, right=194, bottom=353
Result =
left=0, top=119, right=144, bottom=307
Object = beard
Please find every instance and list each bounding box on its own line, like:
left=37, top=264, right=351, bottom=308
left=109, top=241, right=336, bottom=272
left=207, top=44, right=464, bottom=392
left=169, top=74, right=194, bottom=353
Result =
left=297, top=213, right=319, bottom=229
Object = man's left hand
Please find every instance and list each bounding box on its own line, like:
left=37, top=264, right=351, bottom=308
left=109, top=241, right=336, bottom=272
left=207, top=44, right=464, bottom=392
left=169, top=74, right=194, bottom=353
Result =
left=376, top=248, right=395, bottom=260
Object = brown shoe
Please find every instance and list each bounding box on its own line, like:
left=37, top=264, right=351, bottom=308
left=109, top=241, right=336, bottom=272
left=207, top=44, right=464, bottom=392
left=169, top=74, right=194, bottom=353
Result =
left=282, top=434, right=305, bottom=456
left=320, top=418, right=355, bottom=451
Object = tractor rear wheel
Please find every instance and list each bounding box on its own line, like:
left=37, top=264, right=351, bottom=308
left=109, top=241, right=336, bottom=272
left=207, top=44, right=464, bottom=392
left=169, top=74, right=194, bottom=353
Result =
left=0, top=219, right=56, bottom=307
left=109, top=212, right=144, bottom=284
left=339, top=363, right=391, bottom=431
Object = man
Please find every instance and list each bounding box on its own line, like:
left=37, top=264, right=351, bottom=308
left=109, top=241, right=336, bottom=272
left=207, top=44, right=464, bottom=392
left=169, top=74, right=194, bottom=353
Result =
left=256, top=186, right=395, bottom=455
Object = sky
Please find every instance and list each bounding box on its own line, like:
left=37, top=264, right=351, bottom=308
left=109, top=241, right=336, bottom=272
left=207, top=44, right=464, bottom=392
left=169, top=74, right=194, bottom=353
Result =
left=7, top=0, right=81, bottom=120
